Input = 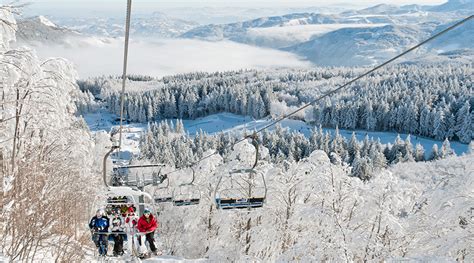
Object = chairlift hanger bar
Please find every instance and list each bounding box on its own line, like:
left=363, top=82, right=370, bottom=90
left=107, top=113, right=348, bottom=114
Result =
left=118, top=0, right=132, bottom=150
left=102, top=0, right=132, bottom=188
left=162, top=15, right=473, bottom=178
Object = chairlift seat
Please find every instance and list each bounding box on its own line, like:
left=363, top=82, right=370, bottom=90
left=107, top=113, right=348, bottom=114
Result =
left=215, top=197, right=264, bottom=209
left=155, top=197, right=173, bottom=203
left=173, top=198, right=200, bottom=206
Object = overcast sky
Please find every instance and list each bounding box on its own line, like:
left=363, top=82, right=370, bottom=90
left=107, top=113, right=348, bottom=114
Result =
left=18, top=0, right=447, bottom=7
left=17, top=0, right=447, bottom=15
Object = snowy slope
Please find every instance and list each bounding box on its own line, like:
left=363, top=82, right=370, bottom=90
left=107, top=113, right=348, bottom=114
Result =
left=0, top=253, right=8, bottom=263
left=285, top=17, right=473, bottom=66
left=285, top=24, right=430, bottom=66
left=142, top=255, right=207, bottom=262
left=428, top=18, right=474, bottom=52
left=429, top=0, right=474, bottom=12
left=180, top=113, right=470, bottom=156
left=83, top=112, right=470, bottom=157
left=240, top=23, right=387, bottom=49
left=84, top=254, right=207, bottom=262
left=83, top=111, right=146, bottom=163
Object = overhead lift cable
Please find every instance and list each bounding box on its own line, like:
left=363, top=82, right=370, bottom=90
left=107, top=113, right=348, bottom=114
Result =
left=163, top=15, right=473, bottom=178
left=103, top=0, right=133, bottom=188
left=118, top=0, right=132, bottom=150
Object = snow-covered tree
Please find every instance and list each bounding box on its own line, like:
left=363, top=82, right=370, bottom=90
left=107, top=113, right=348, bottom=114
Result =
left=1, top=7, right=98, bottom=261
left=440, top=138, right=454, bottom=159
left=455, top=101, right=472, bottom=143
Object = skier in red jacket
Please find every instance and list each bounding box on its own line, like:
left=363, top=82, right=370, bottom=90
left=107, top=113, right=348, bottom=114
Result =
left=137, top=208, right=158, bottom=255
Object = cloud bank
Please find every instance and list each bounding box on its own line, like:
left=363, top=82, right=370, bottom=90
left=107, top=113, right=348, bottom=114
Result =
left=32, top=37, right=313, bottom=78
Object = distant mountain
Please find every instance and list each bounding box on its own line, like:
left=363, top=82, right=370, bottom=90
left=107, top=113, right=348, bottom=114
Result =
left=428, top=18, right=474, bottom=51
left=180, top=6, right=458, bottom=49
left=52, top=13, right=198, bottom=38
left=284, top=24, right=431, bottom=67
left=429, top=0, right=474, bottom=12
left=340, top=3, right=423, bottom=16
left=16, top=16, right=80, bottom=43
left=285, top=17, right=473, bottom=67
left=181, top=13, right=339, bottom=42
left=343, top=0, right=473, bottom=15
left=179, top=0, right=472, bottom=66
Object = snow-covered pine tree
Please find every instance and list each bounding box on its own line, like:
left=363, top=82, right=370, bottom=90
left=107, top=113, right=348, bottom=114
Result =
left=455, top=101, right=472, bottom=143
left=440, top=138, right=454, bottom=159
left=403, top=135, right=415, bottom=162
left=414, top=143, right=425, bottom=162
left=430, top=144, right=440, bottom=161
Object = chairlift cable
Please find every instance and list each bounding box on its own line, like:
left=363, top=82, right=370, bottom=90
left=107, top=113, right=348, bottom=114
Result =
left=118, top=0, right=132, bottom=150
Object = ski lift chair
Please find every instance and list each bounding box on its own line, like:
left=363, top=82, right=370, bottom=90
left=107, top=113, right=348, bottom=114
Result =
left=215, top=133, right=267, bottom=210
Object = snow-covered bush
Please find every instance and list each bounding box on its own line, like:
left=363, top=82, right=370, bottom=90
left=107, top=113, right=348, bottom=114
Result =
left=0, top=6, right=98, bottom=261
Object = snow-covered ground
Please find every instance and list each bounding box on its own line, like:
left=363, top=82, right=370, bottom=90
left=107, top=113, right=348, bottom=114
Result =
left=142, top=256, right=207, bottom=262
left=0, top=253, right=8, bottom=263
left=180, top=113, right=469, bottom=156
left=84, top=252, right=207, bottom=262
left=84, top=111, right=147, bottom=161
left=83, top=111, right=469, bottom=157
left=84, top=255, right=207, bottom=262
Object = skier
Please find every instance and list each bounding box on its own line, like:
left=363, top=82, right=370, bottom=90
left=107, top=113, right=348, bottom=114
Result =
left=125, top=207, right=138, bottom=228
left=136, top=208, right=158, bottom=256
left=110, top=210, right=125, bottom=256
left=89, top=209, right=110, bottom=257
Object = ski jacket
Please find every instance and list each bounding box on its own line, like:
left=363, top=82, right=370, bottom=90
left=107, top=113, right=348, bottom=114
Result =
left=89, top=216, right=109, bottom=232
left=137, top=214, right=158, bottom=233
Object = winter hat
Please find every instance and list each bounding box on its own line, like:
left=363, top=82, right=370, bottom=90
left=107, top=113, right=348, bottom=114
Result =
left=96, top=208, right=105, bottom=217
left=143, top=208, right=151, bottom=214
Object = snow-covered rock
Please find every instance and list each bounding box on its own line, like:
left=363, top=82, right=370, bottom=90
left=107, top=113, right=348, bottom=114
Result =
left=16, top=15, right=80, bottom=44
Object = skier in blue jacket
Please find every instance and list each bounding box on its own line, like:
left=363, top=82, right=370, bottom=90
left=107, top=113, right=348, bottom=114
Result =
left=89, top=209, right=110, bottom=256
